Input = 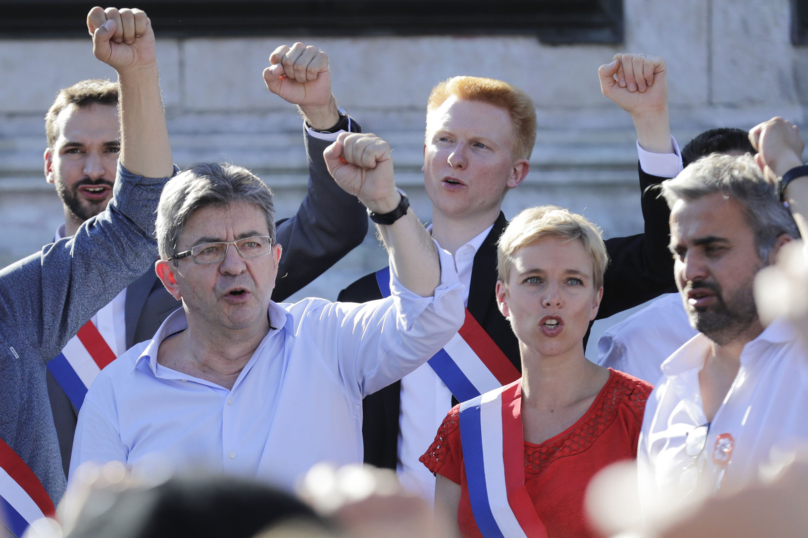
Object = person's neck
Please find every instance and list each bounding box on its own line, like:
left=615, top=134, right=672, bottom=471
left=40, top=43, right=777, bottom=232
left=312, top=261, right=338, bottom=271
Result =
left=62, top=214, right=84, bottom=238
left=520, top=342, right=604, bottom=412
left=430, top=206, right=500, bottom=255
left=173, top=315, right=271, bottom=390
left=707, top=318, right=766, bottom=369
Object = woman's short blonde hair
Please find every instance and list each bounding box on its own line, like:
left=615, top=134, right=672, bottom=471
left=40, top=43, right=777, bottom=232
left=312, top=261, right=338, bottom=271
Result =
left=497, top=206, right=609, bottom=290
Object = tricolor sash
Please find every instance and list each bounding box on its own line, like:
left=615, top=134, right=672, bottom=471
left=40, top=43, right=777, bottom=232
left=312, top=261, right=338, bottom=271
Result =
left=459, top=380, right=547, bottom=538
left=47, top=320, right=117, bottom=409
left=376, top=267, right=519, bottom=402
left=0, top=439, right=55, bottom=537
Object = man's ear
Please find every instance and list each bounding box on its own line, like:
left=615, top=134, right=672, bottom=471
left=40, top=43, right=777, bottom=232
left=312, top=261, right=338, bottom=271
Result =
left=771, top=233, right=795, bottom=265
left=496, top=280, right=510, bottom=318
left=590, top=286, right=604, bottom=321
left=506, top=159, right=530, bottom=189
left=44, top=148, right=55, bottom=185
left=155, top=259, right=181, bottom=300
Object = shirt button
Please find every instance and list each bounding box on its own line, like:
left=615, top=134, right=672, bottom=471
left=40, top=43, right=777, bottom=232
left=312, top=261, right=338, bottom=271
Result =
left=229, top=451, right=236, bottom=459
left=227, top=399, right=233, bottom=406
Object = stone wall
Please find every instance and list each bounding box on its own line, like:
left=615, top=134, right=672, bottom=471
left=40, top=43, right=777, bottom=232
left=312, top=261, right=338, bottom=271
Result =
left=1, top=0, right=805, bottom=348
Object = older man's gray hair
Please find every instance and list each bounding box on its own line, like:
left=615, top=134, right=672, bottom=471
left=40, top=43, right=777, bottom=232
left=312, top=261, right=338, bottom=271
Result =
left=156, top=163, right=276, bottom=262
left=661, top=153, right=799, bottom=261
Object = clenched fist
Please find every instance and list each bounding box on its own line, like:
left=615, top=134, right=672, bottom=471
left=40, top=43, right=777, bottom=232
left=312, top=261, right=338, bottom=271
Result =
left=87, top=7, right=155, bottom=73
left=749, top=117, right=805, bottom=181
left=599, top=53, right=667, bottom=117
left=323, top=133, right=399, bottom=214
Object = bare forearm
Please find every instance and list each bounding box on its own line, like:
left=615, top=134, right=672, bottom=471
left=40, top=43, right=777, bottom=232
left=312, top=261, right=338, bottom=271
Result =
left=119, top=65, right=173, bottom=178
left=633, top=108, right=673, bottom=154
left=379, top=209, right=440, bottom=297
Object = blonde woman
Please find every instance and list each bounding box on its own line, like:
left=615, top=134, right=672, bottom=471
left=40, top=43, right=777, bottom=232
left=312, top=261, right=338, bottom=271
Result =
left=422, top=206, right=652, bottom=538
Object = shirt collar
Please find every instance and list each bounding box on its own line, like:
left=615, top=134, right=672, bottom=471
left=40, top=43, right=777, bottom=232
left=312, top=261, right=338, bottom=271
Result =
left=132, top=301, right=295, bottom=374
left=54, top=224, right=66, bottom=242
left=426, top=223, right=493, bottom=255
left=660, top=317, right=798, bottom=379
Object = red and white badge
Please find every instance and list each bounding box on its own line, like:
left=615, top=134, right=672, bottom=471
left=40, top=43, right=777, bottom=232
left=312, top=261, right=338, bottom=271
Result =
left=712, top=433, right=735, bottom=465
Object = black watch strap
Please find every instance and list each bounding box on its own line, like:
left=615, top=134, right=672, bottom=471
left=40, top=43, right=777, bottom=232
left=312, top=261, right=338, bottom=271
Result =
left=780, top=164, right=808, bottom=201
left=308, top=107, right=356, bottom=134
left=367, top=191, right=409, bottom=225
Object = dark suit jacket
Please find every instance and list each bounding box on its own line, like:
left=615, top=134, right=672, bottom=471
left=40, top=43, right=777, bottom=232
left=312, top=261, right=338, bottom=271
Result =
left=338, top=165, right=677, bottom=470
left=48, top=127, right=369, bottom=476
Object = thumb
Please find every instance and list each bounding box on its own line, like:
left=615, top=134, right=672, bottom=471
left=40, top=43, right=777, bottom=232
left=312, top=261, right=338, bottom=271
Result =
left=92, top=19, right=116, bottom=59
left=598, top=60, right=619, bottom=90
left=322, top=140, right=345, bottom=174
left=263, top=64, right=287, bottom=94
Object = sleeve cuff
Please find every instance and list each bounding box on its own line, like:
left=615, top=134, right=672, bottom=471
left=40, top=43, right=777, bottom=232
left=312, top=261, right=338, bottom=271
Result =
left=304, top=110, right=356, bottom=141
left=637, top=136, right=683, bottom=178
left=387, top=241, right=463, bottom=330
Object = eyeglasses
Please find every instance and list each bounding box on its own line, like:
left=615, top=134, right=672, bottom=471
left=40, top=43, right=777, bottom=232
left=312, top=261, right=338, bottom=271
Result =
left=684, top=422, right=711, bottom=457
left=169, top=235, right=273, bottom=265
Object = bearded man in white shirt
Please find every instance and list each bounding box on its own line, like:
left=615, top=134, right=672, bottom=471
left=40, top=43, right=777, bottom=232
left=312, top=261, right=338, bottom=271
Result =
left=639, top=117, right=808, bottom=521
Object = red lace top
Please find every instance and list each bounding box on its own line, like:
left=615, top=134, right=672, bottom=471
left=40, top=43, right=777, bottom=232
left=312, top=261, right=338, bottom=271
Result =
left=420, top=369, right=652, bottom=538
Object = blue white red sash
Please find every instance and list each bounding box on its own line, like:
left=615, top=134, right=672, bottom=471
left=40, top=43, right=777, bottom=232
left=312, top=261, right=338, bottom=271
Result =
left=0, top=439, right=56, bottom=537
left=376, top=267, right=519, bottom=402
left=47, top=320, right=117, bottom=409
left=459, top=380, right=547, bottom=538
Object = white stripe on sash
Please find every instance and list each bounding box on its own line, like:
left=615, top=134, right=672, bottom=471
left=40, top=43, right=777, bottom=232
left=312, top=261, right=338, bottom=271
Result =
left=444, top=333, right=503, bottom=395
left=479, top=390, right=529, bottom=538
left=61, top=336, right=101, bottom=388
left=0, top=468, right=47, bottom=532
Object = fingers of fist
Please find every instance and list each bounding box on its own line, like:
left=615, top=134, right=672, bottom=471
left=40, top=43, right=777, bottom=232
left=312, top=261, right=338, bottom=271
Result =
left=335, top=133, right=391, bottom=170
left=602, top=53, right=665, bottom=93
left=269, top=42, right=328, bottom=83
left=749, top=117, right=805, bottom=175
left=88, top=6, right=148, bottom=44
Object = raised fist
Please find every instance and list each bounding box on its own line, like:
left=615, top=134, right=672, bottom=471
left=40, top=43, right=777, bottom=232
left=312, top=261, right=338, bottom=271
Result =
left=87, top=7, right=155, bottom=73
left=323, top=133, right=399, bottom=214
left=749, top=117, right=805, bottom=181
left=599, top=53, right=667, bottom=117
left=263, top=42, right=332, bottom=109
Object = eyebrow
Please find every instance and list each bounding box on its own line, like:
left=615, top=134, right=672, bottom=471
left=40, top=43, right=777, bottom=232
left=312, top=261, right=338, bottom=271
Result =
left=61, top=140, right=121, bottom=148
left=522, top=268, right=589, bottom=278
left=190, top=231, right=266, bottom=248
left=669, top=235, right=731, bottom=253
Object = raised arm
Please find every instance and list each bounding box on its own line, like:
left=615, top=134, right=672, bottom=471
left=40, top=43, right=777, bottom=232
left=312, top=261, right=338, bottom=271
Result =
left=87, top=7, right=172, bottom=178
left=324, top=133, right=439, bottom=296
left=594, top=53, right=677, bottom=318
left=0, top=7, right=174, bottom=364
left=262, top=42, right=367, bottom=301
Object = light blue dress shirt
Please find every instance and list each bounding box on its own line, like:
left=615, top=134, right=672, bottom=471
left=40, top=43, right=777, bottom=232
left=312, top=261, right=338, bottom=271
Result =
left=69, top=248, right=463, bottom=491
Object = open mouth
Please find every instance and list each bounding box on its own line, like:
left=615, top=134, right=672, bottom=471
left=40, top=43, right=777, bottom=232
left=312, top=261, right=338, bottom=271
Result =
left=442, top=177, right=465, bottom=187
left=78, top=185, right=111, bottom=199
left=228, top=289, right=246, bottom=296
left=544, top=319, right=560, bottom=329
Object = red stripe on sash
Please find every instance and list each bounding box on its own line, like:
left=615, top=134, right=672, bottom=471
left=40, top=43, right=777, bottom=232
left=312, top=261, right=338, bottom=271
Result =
left=76, top=321, right=116, bottom=370
left=0, top=439, right=55, bottom=517
left=458, top=310, right=520, bottom=385
left=501, top=382, right=548, bottom=537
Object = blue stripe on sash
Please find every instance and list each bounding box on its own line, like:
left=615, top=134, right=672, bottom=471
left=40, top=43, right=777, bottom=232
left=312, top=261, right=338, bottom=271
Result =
left=47, top=353, right=88, bottom=409
left=375, top=266, right=391, bottom=298
left=459, top=399, right=504, bottom=537
left=0, top=495, right=29, bottom=538
left=428, top=350, right=480, bottom=401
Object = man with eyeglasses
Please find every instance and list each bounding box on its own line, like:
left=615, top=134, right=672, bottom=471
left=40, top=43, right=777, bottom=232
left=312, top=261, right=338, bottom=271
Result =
left=637, top=117, right=808, bottom=522
left=68, top=23, right=464, bottom=489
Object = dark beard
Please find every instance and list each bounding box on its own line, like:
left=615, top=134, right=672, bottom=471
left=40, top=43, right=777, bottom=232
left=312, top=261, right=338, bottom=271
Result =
left=684, top=277, right=761, bottom=346
left=55, top=178, right=114, bottom=222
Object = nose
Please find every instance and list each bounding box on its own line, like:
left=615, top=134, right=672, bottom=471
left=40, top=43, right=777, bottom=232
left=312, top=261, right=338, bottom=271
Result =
left=542, top=281, right=563, bottom=308
left=219, top=243, right=247, bottom=276
left=680, top=252, right=709, bottom=286
left=447, top=143, right=468, bottom=170
left=83, top=150, right=106, bottom=180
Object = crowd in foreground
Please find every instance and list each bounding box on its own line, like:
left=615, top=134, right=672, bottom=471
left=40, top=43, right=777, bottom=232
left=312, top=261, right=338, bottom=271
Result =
left=1, top=6, right=808, bottom=538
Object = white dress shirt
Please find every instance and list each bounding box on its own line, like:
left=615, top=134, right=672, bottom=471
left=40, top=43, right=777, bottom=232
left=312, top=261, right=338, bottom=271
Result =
left=639, top=318, right=808, bottom=516
left=597, top=293, right=697, bottom=384
left=55, top=225, right=127, bottom=356
left=595, top=137, right=687, bottom=383
left=69, top=249, right=463, bottom=491
left=397, top=224, right=492, bottom=503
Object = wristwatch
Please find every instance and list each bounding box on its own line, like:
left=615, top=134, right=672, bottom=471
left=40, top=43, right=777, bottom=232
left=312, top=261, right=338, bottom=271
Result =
left=780, top=164, right=808, bottom=201
left=307, top=106, right=352, bottom=134
left=367, top=189, right=409, bottom=225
